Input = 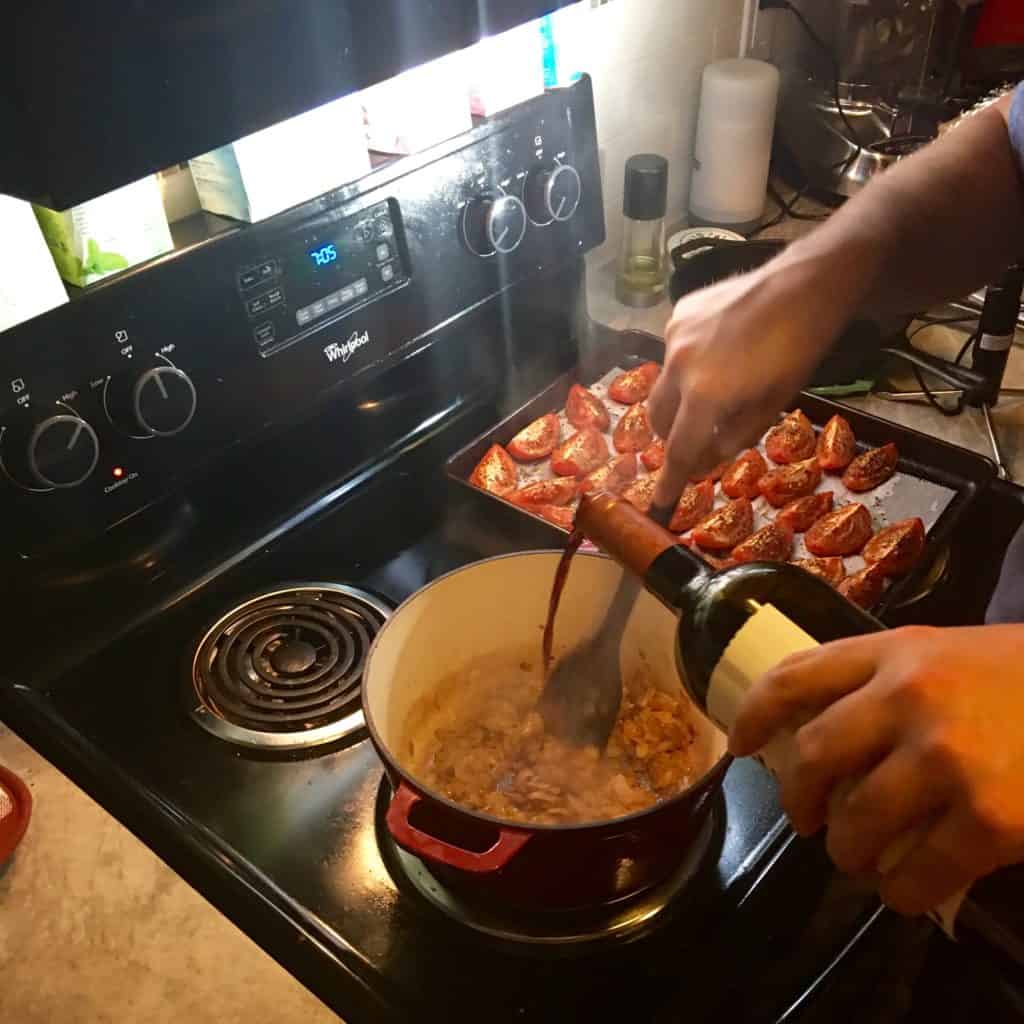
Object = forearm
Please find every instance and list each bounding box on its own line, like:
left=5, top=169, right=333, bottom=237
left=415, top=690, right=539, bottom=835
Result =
left=774, top=96, right=1024, bottom=320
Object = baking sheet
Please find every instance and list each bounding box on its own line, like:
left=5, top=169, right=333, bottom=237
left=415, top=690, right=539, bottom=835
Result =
left=511, top=364, right=955, bottom=573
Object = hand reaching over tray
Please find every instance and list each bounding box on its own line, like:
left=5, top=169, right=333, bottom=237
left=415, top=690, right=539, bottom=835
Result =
left=729, top=625, right=1024, bottom=917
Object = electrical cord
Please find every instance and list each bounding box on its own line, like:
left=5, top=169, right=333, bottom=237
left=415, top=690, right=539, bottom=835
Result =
left=903, top=316, right=981, bottom=416
left=759, top=0, right=865, bottom=154
left=747, top=181, right=828, bottom=238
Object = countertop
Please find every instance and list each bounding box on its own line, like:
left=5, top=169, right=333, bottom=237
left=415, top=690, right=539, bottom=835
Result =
left=4, top=198, right=1024, bottom=1024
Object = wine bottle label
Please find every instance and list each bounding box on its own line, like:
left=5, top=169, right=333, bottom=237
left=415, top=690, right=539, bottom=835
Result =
left=979, top=331, right=1013, bottom=352
left=707, top=602, right=963, bottom=937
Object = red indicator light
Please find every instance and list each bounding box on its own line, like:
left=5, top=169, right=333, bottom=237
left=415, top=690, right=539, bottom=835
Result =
left=112, top=466, right=125, bottom=479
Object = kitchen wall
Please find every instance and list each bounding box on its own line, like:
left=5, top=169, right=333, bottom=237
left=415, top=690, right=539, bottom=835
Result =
left=576, top=0, right=746, bottom=267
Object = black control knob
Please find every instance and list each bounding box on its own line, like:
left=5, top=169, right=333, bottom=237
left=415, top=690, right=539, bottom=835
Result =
left=2, top=412, right=101, bottom=490
left=460, top=192, right=528, bottom=256
left=524, top=162, right=582, bottom=225
left=105, top=364, right=197, bottom=438
left=134, top=366, right=197, bottom=437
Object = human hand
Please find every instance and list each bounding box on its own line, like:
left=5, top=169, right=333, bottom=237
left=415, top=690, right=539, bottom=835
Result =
left=648, top=255, right=861, bottom=508
left=729, top=624, right=1024, bottom=916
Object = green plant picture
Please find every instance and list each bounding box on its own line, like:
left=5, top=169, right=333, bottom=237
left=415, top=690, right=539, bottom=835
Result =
left=80, top=237, right=128, bottom=277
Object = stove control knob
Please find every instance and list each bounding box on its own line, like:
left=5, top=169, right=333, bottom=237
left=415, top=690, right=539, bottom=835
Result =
left=106, top=364, right=197, bottom=438
left=133, top=366, right=197, bottom=437
left=461, top=192, right=528, bottom=256
left=2, top=412, right=101, bottom=490
left=524, top=162, right=582, bottom=224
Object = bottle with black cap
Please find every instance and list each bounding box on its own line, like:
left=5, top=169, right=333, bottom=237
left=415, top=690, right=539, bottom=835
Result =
left=616, top=153, right=668, bottom=307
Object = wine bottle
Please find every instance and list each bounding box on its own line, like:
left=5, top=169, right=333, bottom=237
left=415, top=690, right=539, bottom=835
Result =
left=575, top=491, right=1024, bottom=980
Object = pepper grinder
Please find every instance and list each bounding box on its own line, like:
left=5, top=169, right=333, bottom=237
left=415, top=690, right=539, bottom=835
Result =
left=616, top=154, right=668, bottom=308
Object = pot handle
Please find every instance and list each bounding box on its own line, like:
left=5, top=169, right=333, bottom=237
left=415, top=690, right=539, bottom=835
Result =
left=386, top=782, right=531, bottom=874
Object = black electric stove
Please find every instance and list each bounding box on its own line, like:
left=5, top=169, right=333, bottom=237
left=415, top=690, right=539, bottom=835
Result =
left=1, top=78, right=1023, bottom=1023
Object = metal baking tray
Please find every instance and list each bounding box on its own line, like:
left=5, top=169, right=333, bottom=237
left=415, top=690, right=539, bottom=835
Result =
left=446, top=328, right=997, bottom=616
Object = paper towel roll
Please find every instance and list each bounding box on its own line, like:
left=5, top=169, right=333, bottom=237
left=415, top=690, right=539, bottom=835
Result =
left=688, top=58, right=780, bottom=231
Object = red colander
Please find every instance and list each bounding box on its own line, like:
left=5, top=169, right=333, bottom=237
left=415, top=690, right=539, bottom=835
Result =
left=0, top=765, right=31, bottom=866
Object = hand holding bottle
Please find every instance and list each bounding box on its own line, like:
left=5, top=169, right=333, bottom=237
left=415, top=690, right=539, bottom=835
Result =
left=729, top=624, right=1024, bottom=916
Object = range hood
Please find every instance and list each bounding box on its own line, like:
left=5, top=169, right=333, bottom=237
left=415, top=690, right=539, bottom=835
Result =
left=3, top=0, right=564, bottom=210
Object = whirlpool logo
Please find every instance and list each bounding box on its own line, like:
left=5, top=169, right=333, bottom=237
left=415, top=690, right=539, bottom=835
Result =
left=324, top=330, right=370, bottom=364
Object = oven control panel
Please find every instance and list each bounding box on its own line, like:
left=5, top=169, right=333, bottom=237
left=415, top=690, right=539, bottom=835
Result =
left=0, top=77, right=604, bottom=557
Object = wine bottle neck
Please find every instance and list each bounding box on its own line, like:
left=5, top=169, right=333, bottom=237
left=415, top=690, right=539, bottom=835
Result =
left=644, top=544, right=708, bottom=613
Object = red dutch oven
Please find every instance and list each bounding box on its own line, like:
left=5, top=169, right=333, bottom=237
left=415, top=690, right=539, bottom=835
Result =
left=363, top=551, right=730, bottom=910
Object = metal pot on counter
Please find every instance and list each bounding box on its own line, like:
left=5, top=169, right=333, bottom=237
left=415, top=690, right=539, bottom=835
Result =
left=362, top=550, right=729, bottom=910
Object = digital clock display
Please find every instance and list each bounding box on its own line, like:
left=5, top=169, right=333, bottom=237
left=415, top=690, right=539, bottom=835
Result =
left=309, top=243, right=339, bottom=267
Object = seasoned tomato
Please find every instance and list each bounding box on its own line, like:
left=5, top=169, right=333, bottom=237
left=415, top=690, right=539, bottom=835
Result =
left=775, top=491, right=833, bottom=533
left=613, top=403, right=655, bottom=454
left=565, top=384, right=611, bottom=432
left=805, top=503, right=873, bottom=557
left=842, top=442, right=898, bottom=492
left=535, top=504, right=577, bottom=531
left=609, top=362, right=660, bottom=404
left=641, top=438, right=665, bottom=472
left=691, top=498, right=754, bottom=551
left=817, top=415, right=856, bottom=472
left=838, top=564, right=887, bottom=609
left=507, top=413, right=560, bottom=462
left=731, top=522, right=793, bottom=564
left=669, top=479, right=715, bottom=533
left=721, top=449, right=767, bottom=500
left=578, top=453, right=638, bottom=497
left=469, top=443, right=517, bottom=496
left=509, top=478, right=578, bottom=507
left=793, top=557, right=847, bottom=587
left=765, top=409, right=816, bottom=464
left=621, top=472, right=658, bottom=513
left=551, top=427, right=609, bottom=478
left=862, top=517, right=925, bottom=576
left=758, top=458, right=823, bottom=508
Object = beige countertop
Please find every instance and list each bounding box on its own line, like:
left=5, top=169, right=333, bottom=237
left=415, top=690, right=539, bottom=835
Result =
left=4, top=199, right=1024, bottom=1024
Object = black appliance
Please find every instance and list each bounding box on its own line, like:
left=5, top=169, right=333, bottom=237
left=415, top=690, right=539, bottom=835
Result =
left=3, top=1, right=568, bottom=208
left=1, top=79, right=1023, bottom=1023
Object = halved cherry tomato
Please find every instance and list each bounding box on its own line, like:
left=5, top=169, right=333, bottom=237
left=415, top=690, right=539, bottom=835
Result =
left=703, top=553, right=737, bottom=572
left=765, top=409, right=816, bottom=464
left=613, top=403, right=654, bottom=453
left=691, top=498, right=754, bottom=551
left=690, top=460, right=729, bottom=483
left=550, top=427, right=608, bottom=477
left=469, top=444, right=517, bottom=496
left=507, top=413, right=560, bottom=462
left=721, top=449, right=768, bottom=500
left=838, top=563, right=887, bottom=609
left=863, top=517, right=925, bottom=576
left=565, top=383, right=611, bottom=431
left=609, top=362, right=660, bottom=404
left=731, top=521, right=793, bottom=564
left=509, top=478, right=578, bottom=507
left=535, top=504, right=577, bottom=531
left=641, top=438, right=665, bottom=472
left=817, top=415, right=856, bottom=472
left=578, top=453, right=638, bottom=496
left=775, top=491, right=834, bottom=533
left=621, top=472, right=658, bottom=513
left=842, top=442, right=899, bottom=492
left=758, top=457, right=823, bottom=508
left=669, top=479, right=715, bottom=532
left=805, top=503, right=873, bottom=556
left=793, top=557, right=847, bottom=587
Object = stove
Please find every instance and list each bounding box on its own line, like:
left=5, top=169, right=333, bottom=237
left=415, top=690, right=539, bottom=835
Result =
left=0, top=78, right=1023, bottom=1023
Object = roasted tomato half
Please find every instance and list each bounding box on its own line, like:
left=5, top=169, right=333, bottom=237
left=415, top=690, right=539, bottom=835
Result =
left=691, top=498, right=754, bottom=551
left=535, top=504, right=577, bottom=530
left=621, top=472, right=658, bottom=513
left=551, top=427, right=609, bottom=478
left=509, top=478, right=578, bottom=507
left=669, top=479, right=715, bottom=533
left=805, top=503, right=873, bottom=557
left=609, top=362, right=660, bottom=404
left=613, top=403, right=655, bottom=454
left=765, top=409, right=816, bottom=464
left=775, top=491, right=834, bottom=533
left=838, top=564, right=887, bottom=609
left=578, top=453, right=638, bottom=497
left=758, top=458, right=823, bottom=508
left=469, top=444, right=517, bottom=496
left=862, top=517, right=925, bottom=576
left=565, top=384, right=611, bottom=432
left=641, top=438, right=665, bottom=472
left=793, top=557, right=847, bottom=587
left=842, top=442, right=898, bottom=493
left=817, top=415, right=856, bottom=472
left=507, top=413, right=560, bottom=462
left=721, top=449, right=768, bottom=500
left=731, top=522, right=794, bottom=564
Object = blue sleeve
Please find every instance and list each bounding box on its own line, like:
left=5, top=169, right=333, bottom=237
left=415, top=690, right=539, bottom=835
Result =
left=1010, top=83, right=1024, bottom=175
